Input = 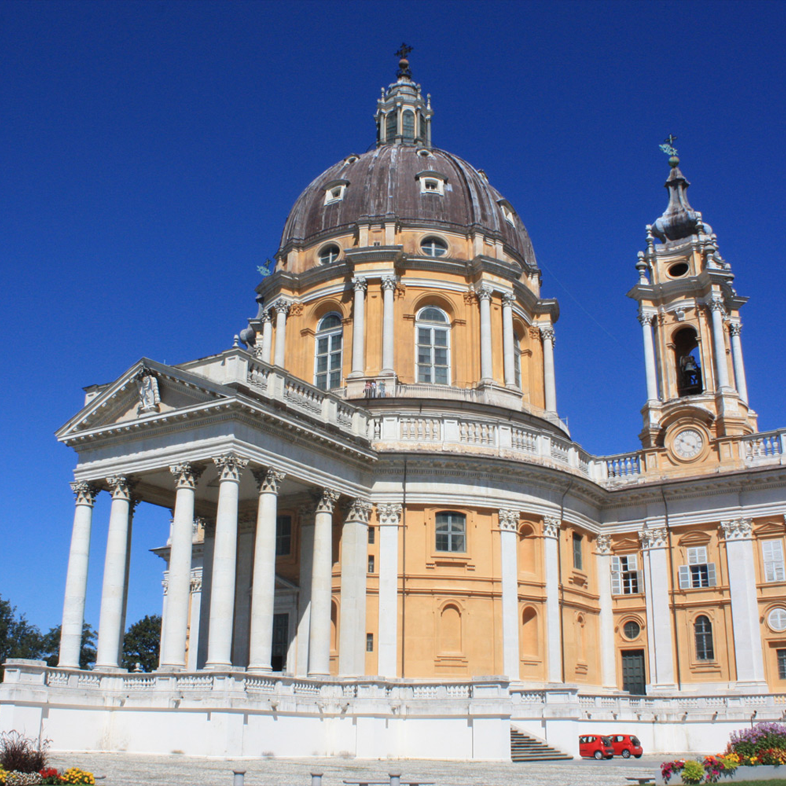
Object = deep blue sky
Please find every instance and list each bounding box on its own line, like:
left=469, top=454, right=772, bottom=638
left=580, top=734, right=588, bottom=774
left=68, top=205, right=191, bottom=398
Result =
left=2, top=0, right=785, bottom=633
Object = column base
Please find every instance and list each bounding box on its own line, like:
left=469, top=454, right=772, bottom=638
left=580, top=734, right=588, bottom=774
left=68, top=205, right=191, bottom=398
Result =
left=156, top=663, right=186, bottom=672
left=246, top=665, right=273, bottom=674
left=203, top=661, right=234, bottom=671
left=92, top=665, right=127, bottom=673
left=732, top=680, right=769, bottom=694
left=308, top=671, right=330, bottom=678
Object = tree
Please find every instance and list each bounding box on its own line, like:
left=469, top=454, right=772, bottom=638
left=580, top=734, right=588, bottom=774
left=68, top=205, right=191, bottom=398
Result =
left=120, top=615, right=161, bottom=673
left=0, top=595, right=44, bottom=678
left=39, top=623, right=97, bottom=670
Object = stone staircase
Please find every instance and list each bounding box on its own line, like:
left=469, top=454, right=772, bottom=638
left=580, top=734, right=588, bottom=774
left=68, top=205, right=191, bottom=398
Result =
left=510, top=727, right=572, bottom=761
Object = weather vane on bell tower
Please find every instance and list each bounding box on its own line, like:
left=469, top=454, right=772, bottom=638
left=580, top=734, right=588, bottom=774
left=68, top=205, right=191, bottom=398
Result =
left=659, top=134, right=680, bottom=167
left=396, top=43, right=413, bottom=79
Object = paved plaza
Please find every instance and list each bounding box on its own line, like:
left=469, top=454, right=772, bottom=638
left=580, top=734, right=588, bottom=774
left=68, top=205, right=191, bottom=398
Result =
left=47, top=752, right=667, bottom=786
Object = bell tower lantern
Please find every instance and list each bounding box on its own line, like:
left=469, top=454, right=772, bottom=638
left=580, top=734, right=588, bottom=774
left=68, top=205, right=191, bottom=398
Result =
left=628, top=139, right=757, bottom=450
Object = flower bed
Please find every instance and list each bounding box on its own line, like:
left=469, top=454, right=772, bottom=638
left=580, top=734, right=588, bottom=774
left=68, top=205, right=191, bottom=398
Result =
left=659, top=723, right=786, bottom=785
left=0, top=732, right=94, bottom=786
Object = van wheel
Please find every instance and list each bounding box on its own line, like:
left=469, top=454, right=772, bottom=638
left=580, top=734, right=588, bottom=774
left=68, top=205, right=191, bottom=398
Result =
left=635, top=754, right=643, bottom=759
left=594, top=751, right=603, bottom=760
left=622, top=750, right=631, bottom=758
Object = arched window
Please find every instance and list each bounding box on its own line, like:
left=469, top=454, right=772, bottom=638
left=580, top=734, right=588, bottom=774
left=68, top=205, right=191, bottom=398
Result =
left=420, top=237, right=448, bottom=257
left=435, top=511, right=465, bottom=553
left=694, top=615, right=714, bottom=660
left=416, top=306, right=450, bottom=385
left=315, top=313, right=343, bottom=390
left=674, top=327, right=703, bottom=396
left=386, top=111, right=397, bottom=141
left=402, top=110, right=415, bottom=140
left=513, top=330, right=523, bottom=388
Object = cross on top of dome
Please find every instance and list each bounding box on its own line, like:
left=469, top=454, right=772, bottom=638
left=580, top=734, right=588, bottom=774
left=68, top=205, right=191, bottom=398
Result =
left=396, top=43, right=413, bottom=80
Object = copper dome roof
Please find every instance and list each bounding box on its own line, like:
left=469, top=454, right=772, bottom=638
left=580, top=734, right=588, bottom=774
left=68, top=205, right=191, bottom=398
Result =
left=277, top=144, right=538, bottom=269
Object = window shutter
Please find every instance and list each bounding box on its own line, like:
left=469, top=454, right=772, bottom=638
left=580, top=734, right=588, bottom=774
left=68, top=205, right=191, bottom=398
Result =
left=612, top=556, right=621, bottom=572
left=688, top=546, right=707, bottom=565
left=611, top=570, right=622, bottom=595
left=679, top=565, right=691, bottom=589
left=635, top=570, right=643, bottom=593
left=707, top=562, right=717, bottom=587
left=628, top=554, right=638, bottom=571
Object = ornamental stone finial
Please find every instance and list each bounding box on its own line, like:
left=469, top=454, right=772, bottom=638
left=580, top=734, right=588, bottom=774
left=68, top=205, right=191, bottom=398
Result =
left=252, top=467, right=286, bottom=495
left=377, top=503, right=403, bottom=527
left=596, top=533, right=612, bottom=555
left=170, top=462, right=205, bottom=490
left=720, top=518, right=753, bottom=541
left=316, top=488, right=340, bottom=514
left=543, top=517, right=560, bottom=538
left=71, top=480, right=99, bottom=507
left=213, top=453, right=249, bottom=482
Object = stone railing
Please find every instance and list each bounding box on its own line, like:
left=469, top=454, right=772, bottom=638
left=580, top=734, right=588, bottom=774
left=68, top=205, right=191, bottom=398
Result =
left=741, top=429, right=786, bottom=467
left=603, top=451, right=644, bottom=483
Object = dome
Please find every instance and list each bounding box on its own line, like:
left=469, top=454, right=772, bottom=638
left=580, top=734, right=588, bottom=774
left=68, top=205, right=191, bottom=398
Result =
left=277, top=144, right=538, bottom=270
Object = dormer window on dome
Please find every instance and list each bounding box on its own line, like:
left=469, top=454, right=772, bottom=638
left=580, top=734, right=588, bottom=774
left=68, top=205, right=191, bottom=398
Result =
left=416, top=170, right=447, bottom=196
left=421, top=237, right=448, bottom=257
left=498, top=199, right=516, bottom=226
left=324, top=180, right=349, bottom=205
left=318, top=244, right=341, bottom=265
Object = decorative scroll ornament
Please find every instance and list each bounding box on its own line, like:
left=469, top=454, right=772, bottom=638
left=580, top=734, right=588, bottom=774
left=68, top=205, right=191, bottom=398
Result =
left=639, top=525, right=668, bottom=550
left=71, top=481, right=99, bottom=507
left=252, top=467, right=286, bottom=495
left=135, top=369, right=160, bottom=414
left=347, top=499, right=373, bottom=524
left=377, top=503, right=403, bottom=527
left=316, top=488, right=340, bottom=514
left=540, top=326, right=556, bottom=345
left=720, top=518, right=753, bottom=540
left=543, top=517, right=560, bottom=538
left=170, top=462, right=204, bottom=490
left=353, top=276, right=368, bottom=293
left=498, top=509, right=520, bottom=532
left=596, top=533, right=612, bottom=555
left=289, top=302, right=304, bottom=317
left=106, top=475, right=136, bottom=501
left=213, top=453, right=249, bottom=482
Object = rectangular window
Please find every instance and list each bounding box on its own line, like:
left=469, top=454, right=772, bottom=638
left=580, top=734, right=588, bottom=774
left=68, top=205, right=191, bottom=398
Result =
left=678, top=546, right=717, bottom=589
left=275, top=515, right=292, bottom=557
left=573, top=533, right=583, bottom=571
left=435, top=511, right=466, bottom=553
left=368, top=555, right=375, bottom=573
left=778, top=649, right=786, bottom=679
left=611, top=554, right=641, bottom=595
left=368, top=526, right=375, bottom=544
left=763, top=540, right=785, bottom=582
left=366, top=633, right=374, bottom=652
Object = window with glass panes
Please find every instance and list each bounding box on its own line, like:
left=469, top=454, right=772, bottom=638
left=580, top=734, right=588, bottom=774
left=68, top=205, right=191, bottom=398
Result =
left=513, top=331, right=522, bottom=388
left=572, top=533, right=583, bottom=570
left=694, top=615, right=714, bottom=660
left=679, top=546, right=717, bottom=589
left=386, top=112, right=397, bottom=141
left=420, top=237, right=448, bottom=257
left=778, top=649, right=786, bottom=679
left=612, top=555, right=641, bottom=595
left=402, top=110, right=415, bottom=140
left=315, top=313, right=343, bottom=390
left=276, top=515, right=291, bottom=557
left=435, top=511, right=465, bottom=553
left=416, top=307, right=450, bottom=384
left=762, top=540, right=785, bottom=582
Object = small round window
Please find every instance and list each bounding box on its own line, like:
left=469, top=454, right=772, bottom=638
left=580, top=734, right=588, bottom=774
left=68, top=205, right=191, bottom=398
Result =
left=668, top=262, right=689, bottom=278
left=623, top=620, right=641, bottom=640
left=421, top=237, right=448, bottom=257
left=769, top=608, right=786, bottom=632
left=318, top=244, right=341, bottom=265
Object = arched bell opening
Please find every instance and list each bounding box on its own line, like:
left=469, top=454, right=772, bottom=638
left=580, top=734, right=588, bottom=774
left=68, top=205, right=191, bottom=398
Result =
left=674, top=327, right=703, bottom=397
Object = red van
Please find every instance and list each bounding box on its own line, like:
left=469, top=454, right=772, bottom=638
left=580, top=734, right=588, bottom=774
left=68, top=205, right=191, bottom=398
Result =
left=579, top=734, right=615, bottom=759
left=609, top=734, right=643, bottom=758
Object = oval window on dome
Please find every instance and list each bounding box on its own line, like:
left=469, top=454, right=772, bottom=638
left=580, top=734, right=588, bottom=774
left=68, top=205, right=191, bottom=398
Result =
left=318, top=244, right=341, bottom=265
left=669, top=262, right=690, bottom=278
left=769, top=608, right=786, bottom=632
left=421, top=237, right=448, bottom=257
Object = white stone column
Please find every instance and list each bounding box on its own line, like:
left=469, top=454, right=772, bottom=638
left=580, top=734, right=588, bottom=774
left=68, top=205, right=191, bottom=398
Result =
left=309, top=488, right=340, bottom=676
left=259, top=309, right=273, bottom=365
left=709, top=299, right=731, bottom=390
left=543, top=517, right=562, bottom=683
left=296, top=504, right=315, bottom=676
left=273, top=301, right=290, bottom=368
left=187, top=565, right=203, bottom=671
left=729, top=323, right=749, bottom=403
left=248, top=467, right=285, bottom=672
left=351, top=277, right=367, bottom=376
left=540, top=326, right=557, bottom=414
left=205, top=453, right=248, bottom=669
left=377, top=503, right=402, bottom=677
left=58, top=481, right=99, bottom=668
left=502, top=293, right=516, bottom=388
left=118, top=500, right=137, bottom=657
left=196, top=520, right=215, bottom=669
left=339, top=499, right=372, bottom=675
left=381, top=277, right=396, bottom=374
left=640, top=525, right=676, bottom=690
left=639, top=312, right=659, bottom=402
left=159, top=463, right=203, bottom=669
left=595, top=534, right=617, bottom=689
left=720, top=519, right=766, bottom=687
left=499, top=509, right=520, bottom=680
left=478, top=286, right=494, bottom=382
left=95, top=475, right=135, bottom=669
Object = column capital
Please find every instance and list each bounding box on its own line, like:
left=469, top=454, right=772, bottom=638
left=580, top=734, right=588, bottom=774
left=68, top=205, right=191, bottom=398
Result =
left=213, top=453, right=249, bottom=482
left=596, top=533, right=612, bottom=555
left=106, top=475, right=137, bottom=501
left=638, top=311, right=656, bottom=327
left=170, top=462, right=205, bottom=490
left=346, top=499, right=373, bottom=524
left=476, top=285, right=493, bottom=302
left=720, top=518, right=753, bottom=541
left=315, top=488, right=340, bottom=514
left=381, top=276, right=397, bottom=291
left=501, top=291, right=515, bottom=307
left=273, top=299, right=291, bottom=316
left=252, top=467, right=286, bottom=495
left=639, top=525, right=668, bottom=550
left=353, top=276, right=368, bottom=292
left=708, top=298, right=726, bottom=315
left=71, top=480, right=99, bottom=507
left=498, top=508, right=520, bottom=532
left=729, top=322, right=743, bottom=337
left=377, top=503, right=402, bottom=526
left=539, top=326, right=555, bottom=345
left=543, top=517, right=560, bottom=538
left=258, top=308, right=272, bottom=324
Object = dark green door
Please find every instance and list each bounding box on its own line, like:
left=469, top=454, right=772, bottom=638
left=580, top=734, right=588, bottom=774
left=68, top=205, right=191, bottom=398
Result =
left=621, top=650, right=646, bottom=695
left=271, top=613, right=289, bottom=672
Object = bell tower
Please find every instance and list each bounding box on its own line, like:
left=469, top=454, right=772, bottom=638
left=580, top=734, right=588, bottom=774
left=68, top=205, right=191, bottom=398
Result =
left=628, top=140, right=757, bottom=454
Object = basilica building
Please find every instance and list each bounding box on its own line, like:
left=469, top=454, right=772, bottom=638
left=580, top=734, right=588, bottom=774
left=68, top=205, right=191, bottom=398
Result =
left=2, top=54, right=786, bottom=761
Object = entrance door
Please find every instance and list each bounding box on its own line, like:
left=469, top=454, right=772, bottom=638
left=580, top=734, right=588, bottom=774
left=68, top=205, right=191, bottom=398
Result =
left=271, top=613, right=289, bottom=672
left=621, top=650, right=646, bottom=694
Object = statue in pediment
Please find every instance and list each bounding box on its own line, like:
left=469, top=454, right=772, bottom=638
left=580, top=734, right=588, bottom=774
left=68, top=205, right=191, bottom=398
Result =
left=136, top=369, right=160, bottom=414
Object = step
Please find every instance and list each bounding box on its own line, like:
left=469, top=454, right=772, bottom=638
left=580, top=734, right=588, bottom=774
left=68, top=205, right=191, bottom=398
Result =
left=510, top=728, right=572, bottom=762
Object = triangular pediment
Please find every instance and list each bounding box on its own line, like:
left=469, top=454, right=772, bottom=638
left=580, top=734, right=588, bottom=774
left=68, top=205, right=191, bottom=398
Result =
left=613, top=536, right=641, bottom=553
left=755, top=521, right=786, bottom=538
left=677, top=531, right=712, bottom=547
left=57, top=358, right=230, bottom=440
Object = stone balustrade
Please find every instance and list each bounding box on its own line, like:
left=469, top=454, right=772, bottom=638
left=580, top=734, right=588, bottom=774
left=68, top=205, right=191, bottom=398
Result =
left=741, top=429, right=786, bottom=466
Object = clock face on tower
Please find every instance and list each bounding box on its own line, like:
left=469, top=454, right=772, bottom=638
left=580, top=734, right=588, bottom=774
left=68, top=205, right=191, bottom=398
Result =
left=672, top=428, right=704, bottom=459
